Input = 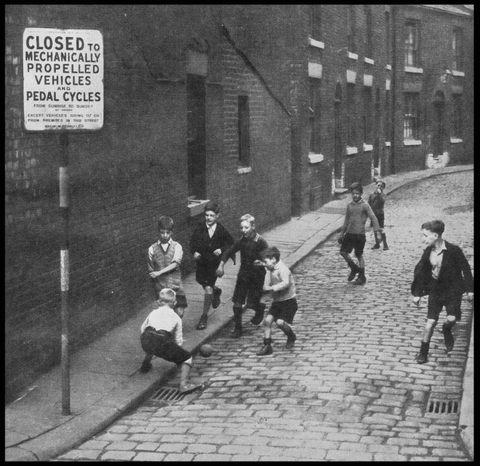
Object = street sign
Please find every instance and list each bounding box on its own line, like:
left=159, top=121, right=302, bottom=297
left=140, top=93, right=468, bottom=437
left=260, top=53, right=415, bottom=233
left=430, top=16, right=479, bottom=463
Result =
left=23, top=28, right=104, bottom=131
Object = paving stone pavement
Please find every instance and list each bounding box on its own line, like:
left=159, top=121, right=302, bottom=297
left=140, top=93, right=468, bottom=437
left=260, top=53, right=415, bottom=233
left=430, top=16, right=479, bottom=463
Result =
left=53, top=171, right=473, bottom=462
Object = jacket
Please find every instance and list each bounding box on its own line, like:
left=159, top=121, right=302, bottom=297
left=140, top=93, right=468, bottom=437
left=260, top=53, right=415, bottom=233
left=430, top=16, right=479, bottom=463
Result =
left=411, top=240, right=473, bottom=297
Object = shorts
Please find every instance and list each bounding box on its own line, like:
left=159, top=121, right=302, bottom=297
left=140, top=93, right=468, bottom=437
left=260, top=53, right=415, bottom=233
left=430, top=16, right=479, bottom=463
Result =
left=427, top=282, right=463, bottom=321
left=370, top=213, right=385, bottom=229
left=141, top=327, right=191, bottom=365
left=268, top=298, right=298, bottom=324
left=232, top=270, right=265, bottom=308
left=195, top=261, right=219, bottom=288
left=340, top=233, right=366, bottom=257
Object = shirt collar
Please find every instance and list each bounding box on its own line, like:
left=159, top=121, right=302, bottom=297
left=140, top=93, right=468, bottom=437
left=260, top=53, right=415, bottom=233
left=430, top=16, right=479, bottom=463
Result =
left=433, top=240, right=447, bottom=254
left=158, top=239, right=172, bottom=247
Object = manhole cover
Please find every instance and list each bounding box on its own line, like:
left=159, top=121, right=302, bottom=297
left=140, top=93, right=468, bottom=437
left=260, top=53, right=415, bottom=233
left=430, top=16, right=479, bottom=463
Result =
left=426, top=399, right=459, bottom=416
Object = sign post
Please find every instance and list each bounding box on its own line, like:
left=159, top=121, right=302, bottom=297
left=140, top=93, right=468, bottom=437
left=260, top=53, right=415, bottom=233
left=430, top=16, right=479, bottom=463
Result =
left=23, top=28, right=104, bottom=415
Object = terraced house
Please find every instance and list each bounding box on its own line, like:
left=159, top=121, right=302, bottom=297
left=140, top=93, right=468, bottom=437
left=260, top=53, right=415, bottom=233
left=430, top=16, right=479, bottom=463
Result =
left=5, top=5, right=473, bottom=402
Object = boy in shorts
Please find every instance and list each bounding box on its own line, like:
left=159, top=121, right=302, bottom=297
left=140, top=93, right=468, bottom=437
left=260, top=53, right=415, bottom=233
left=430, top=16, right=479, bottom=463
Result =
left=411, top=220, right=473, bottom=364
left=148, top=216, right=188, bottom=317
left=139, top=288, right=203, bottom=394
left=368, top=179, right=389, bottom=250
left=190, top=201, right=235, bottom=330
left=338, top=182, right=382, bottom=285
left=218, top=214, right=268, bottom=338
left=256, top=246, right=298, bottom=356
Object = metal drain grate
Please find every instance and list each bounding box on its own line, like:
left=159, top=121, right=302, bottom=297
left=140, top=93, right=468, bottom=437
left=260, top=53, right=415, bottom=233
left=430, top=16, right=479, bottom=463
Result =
left=150, top=386, right=186, bottom=402
left=427, top=399, right=459, bottom=415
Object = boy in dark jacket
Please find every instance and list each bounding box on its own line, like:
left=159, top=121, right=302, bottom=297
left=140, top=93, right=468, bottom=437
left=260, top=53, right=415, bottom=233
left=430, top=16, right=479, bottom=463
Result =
left=411, top=220, right=473, bottom=364
left=190, top=201, right=235, bottom=330
left=368, top=179, right=389, bottom=250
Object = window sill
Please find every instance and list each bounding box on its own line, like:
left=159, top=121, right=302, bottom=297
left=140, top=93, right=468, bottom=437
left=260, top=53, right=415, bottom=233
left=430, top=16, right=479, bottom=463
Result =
left=405, top=66, right=423, bottom=74
left=385, top=64, right=392, bottom=71
left=385, top=141, right=391, bottom=147
left=348, top=51, right=358, bottom=60
left=237, top=166, right=252, bottom=175
left=403, top=139, right=422, bottom=146
left=364, top=57, right=374, bottom=65
left=363, top=143, right=373, bottom=152
left=308, top=37, right=325, bottom=49
left=346, top=146, right=358, bottom=155
left=450, top=138, right=463, bottom=144
left=308, top=153, right=324, bottom=164
left=187, top=199, right=210, bottom=217
left=452, top=70, right=465, bottom=77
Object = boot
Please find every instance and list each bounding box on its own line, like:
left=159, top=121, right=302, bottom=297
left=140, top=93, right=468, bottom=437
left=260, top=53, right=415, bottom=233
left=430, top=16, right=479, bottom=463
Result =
left=283, top=324, right=297, bottom=349
left=230, top=307, right=243, bottom=338
left=347, top=261, right=360, bottom=281
left=382, top=233, right=389, bottom=250
left=179, top=363, right=203, bottom=394
left=353, top=268, right=366, bottom=285
left=416, top=341, right=429, bottom=364
left=257, top=338, right=273, bottom=356
left=442, top=323, right=455, bottom=352
left=251, top=303, right=266, bottom=325
left=371, top=237, right=381, bottom=249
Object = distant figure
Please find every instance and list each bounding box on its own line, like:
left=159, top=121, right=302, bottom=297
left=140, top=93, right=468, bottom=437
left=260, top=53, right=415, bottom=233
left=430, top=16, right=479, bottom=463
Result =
left=147, top=216, right=187, bottom=318
left=218, top=214, right=268, bottom=338
left=368, top=179, right=389, bottom=250
left=190, top=201, right=235, bottom=330
left=256, top=246, right=298, bottom=356
left=411, top=220, right=473, bottom=364
left=338, top=182, right=382, bottom=285
left=139, top=288, right=203, bottom=395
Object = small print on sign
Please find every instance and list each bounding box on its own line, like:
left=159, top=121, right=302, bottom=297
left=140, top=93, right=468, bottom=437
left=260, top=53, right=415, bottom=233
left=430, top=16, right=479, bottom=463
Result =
left=23, top=28, right=104, bottom=131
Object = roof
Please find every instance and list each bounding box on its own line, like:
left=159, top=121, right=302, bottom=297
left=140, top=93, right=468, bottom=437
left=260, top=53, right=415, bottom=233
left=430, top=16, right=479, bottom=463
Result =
left=419, top=5, right=473, bottom=16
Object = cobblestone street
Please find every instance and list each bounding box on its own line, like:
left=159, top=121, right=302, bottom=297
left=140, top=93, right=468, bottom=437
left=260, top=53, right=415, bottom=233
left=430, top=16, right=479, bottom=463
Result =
left=55, top=172, right=473, bottom=461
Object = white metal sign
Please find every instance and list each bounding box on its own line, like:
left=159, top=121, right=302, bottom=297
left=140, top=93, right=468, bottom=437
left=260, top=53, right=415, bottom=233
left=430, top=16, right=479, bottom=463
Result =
left=23, top=28, right=104, bottom=131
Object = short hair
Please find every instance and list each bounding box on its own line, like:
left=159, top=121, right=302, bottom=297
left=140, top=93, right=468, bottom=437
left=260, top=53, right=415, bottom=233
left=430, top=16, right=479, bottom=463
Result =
left=204, top=201, right=220, bottom=214
left=350, top=182, right=363, bottom=194
left=421, top=220, right=445, bottom=235
left=375, top=179, right=386, bottom=189
left=262, top=246, right=281, bottom=262
left=158, top=288, right=176, bottom=305
left=240, top=214, right=255, bottom=225
left=158, top=216, right=174, bottom=231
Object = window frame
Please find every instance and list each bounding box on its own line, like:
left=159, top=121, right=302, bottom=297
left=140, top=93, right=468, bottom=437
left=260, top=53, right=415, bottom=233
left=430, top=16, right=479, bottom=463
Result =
left=403, top=92, right=421, bottom=141
left=346, top=83, right=357, bottom=147
left=452, top=27, right=464, bottom=71
left=308, top=77, right=322, bottom=154
left=347, top=5, right=357, bottom=54
left=238, top=95, right=251, bottom=167
left=309, top=5, right=322, bottom=41
left=404, top=20, right=420, bottom=68
left=365, top=5, right=373, bottom=59
left=451, top=93, right=463, bottom=140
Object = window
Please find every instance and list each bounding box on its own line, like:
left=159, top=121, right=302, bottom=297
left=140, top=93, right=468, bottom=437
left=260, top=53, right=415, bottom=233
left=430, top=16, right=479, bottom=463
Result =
left=385, top=90, right=391, bottom=141
left=238, top=95, right=250, bottom=167
left=348, top=5, right=357, bottom=54
left=365, top=5, right=373, bottom=58
left=187, top=74, right=206, bottom=199
left=363, top=87, right=372, bottom=144
left=309, top=5, right=322, bottom=41
left=453, top=27, right=463, bottom=71
left=385, top=12, right=391, bottom=64
left=404, top=20, right=420, bottom=67
left=347, top=83, right=356, bottom=146
left=309, top=78, right=321, bottom=153
left=404, top=93, right=420, bottom=140
left=452, top=94, right=463, bottom=139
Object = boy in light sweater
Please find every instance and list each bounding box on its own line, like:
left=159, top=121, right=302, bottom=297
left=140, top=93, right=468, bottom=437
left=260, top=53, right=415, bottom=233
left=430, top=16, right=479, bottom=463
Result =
left=338, top=182, right=382, bottom=285
left=256, top=246, right=298, bottom=356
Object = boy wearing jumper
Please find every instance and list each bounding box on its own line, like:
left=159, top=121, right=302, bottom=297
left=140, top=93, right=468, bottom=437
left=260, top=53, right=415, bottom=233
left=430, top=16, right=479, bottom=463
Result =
left=338, top=182, right=382, bottom=285
left=139, top=288, right=202, bottom=395
left=411, top=220, right=473, bottom=364
left=190, top=201, right=235, bottom=330
left=256, top=246, right=298, bottom=356
left=218, top=214, right=268, bottom=338
left=368, top=179, right=389, bottom=250
left=148, top=216, right=187, bottom=317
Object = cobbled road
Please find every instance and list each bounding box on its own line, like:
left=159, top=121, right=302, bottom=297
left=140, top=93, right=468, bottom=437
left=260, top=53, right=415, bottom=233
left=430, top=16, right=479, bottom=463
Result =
left=56, top=171, right=473, bottom=462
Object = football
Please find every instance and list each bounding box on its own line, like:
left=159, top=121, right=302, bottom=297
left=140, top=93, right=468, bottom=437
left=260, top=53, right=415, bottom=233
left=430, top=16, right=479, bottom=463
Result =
left=199, top=344, right=214, bottom=358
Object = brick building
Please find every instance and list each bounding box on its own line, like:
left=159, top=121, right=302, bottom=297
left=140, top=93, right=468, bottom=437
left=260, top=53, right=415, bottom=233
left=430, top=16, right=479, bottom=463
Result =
left=5, top=5, right=473, bottom=402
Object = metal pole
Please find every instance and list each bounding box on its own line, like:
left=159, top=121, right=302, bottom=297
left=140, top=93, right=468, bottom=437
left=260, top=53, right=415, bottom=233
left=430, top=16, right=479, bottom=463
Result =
left=59, top=132, right=70, bottom=415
